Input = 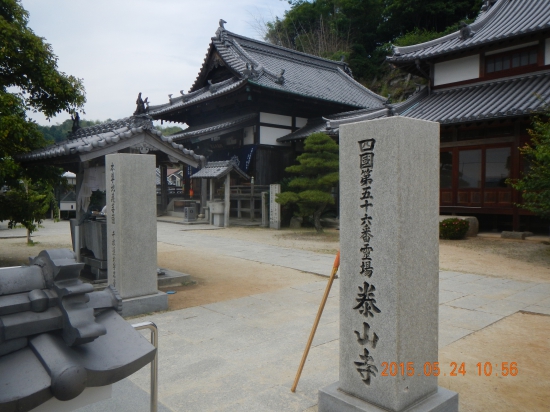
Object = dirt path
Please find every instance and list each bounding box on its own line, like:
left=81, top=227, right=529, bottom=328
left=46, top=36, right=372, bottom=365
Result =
left=439, top=311, right=550, bottom=412
left=157, top=242, right=322, bottom=310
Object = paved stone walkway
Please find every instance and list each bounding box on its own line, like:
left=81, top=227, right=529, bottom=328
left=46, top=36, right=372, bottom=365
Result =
left=79, top=258, right=550, bottom=412
left=157, top=221, right=336, bottom=277
left=4, top=220, right=548, bottom=411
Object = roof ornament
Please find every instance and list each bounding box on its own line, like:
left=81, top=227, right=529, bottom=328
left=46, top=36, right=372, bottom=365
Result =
left=275, top=69, right=285, bottom=85
left=168, top=94, right=173, bottom=105
left=216, top=19, right=228, bottom=42
left=207, top=79, right=220, bottom=93
left=70, top=112, right=80, bottom=134
left=242, top=62, right=259, bottom=80
left=134, top=92, right=147, bottom=115
left=459, top=21, right=475, bottom=40
left=481, top=0, right=497, bottom=12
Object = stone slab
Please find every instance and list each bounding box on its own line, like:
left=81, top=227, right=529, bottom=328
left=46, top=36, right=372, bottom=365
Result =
left=334, top=117, right=446, bottom=412
left=319, top=383, right=458, bottom=412
left=501, top=231, right=526, bottom=240
left=121, top=291, right=168, bottom=317
left=157, top=268, right=191, bottom=287
left=106, top=154, right=158, bottom=299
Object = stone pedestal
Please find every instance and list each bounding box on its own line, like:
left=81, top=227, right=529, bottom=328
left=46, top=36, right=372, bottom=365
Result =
left=269, top=184, right=281, bottom=230
left=106, top=154, right=167, bottom=315
left=319, top=117, right=458, bottom=412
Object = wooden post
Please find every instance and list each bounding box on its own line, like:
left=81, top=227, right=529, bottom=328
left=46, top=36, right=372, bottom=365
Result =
left=224, top=173, right=230, bottom=227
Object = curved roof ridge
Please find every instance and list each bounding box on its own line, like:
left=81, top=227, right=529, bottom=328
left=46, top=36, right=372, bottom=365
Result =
left=189, top=43, right=216, bottom=92
left=335, top=68, right=387, bottom=103
left=224, top=30, right=350, bottom=69
left=393, top=0, right=504, bottom=56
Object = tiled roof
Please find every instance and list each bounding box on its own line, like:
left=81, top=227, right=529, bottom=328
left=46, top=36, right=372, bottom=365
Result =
left=16, top=115, right=204, bottom=165
left=149, top=24, right=386, bottom=116
left=168, top=113, right=257, bottom=143
left=278, top=70, right=550, bottom=140
left=398, top=70, right=550, bottom=123
left=277, top=108, right=389, bottom=142
left=388, top=0, right=550, bottom=63
left=190, top=160, right=249, bottom=180
left=147, top=78, right=247, bottom=117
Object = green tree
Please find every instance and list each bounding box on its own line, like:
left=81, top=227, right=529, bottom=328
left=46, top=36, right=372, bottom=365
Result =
left=276, top=132, right=339, bottom=232
left=37, top=118, right=105, bottom=143
left=0, top=0, right=86, bottom=239
left=509, top=113, right=550, bottom=219
left=266, top=0, right=482, bottom=85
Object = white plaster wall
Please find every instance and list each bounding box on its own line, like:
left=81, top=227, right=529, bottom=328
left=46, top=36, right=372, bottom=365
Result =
left=260, top=112, right=292, bottom=126
left=260, top=126, right=290, bottom=146
left=434, top=54, right=480, bottom=86
left=243, top=126, right=254, bottom=145
left=296, top=117, right=308, bottom=127
left=546, top=39, right=550, bottom=65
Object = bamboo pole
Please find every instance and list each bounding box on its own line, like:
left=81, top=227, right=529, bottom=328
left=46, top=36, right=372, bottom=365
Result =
left=291, top=251, right=340, bottom=393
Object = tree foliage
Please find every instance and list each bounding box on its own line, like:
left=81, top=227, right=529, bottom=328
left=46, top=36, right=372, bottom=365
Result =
left=276, top=133, right=339, bottom=232
left=266, top=0, right=482, bottom=85
left=509, top=113, right=550, bottom=219
left=37, top=118, right=105, bottom=143
left=0, top=0, right=86, bottom=236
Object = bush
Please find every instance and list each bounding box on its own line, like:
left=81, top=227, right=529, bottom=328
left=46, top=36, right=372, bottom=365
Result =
left=439, top=218, right=469, bottom=240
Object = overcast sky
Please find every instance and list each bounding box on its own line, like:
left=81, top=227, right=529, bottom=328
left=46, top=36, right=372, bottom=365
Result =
left=22, top=0, right=290, bottom=126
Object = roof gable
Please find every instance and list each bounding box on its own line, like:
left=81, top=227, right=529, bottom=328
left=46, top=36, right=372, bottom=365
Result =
left=149, top=21, right=387, bottom=116
left=16, top=115, right=204, bottom=167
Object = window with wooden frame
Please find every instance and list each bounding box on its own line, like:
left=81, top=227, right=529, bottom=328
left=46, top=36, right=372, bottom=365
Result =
left=485, top=46, right=538, bottom=77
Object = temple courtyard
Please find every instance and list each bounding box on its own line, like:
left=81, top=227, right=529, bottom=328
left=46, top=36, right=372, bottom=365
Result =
left=1, top=220, right=549, bottom=411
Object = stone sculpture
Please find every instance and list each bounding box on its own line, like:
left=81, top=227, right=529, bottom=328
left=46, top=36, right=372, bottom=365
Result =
left=0, top=248, right=156, bottom=411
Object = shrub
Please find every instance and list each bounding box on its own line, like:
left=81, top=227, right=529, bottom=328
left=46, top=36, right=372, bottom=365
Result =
left=439, top=218, right=469, bottom=240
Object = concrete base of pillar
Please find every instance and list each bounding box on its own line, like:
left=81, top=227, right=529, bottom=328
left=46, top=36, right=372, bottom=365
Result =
left=121, top=291, right=168, bottom=317
left=319, top=382, right=458, bottom=412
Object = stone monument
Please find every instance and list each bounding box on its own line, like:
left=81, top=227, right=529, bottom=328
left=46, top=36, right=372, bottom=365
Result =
left=106, top=153, right=167, bottom=316
left=319, top=117, right=458, bottom=411
left=270, top=184, right=281, bottom=230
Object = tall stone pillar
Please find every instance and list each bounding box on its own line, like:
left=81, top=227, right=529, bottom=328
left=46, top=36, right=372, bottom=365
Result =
left=106, top=154, right=167, bottom=317
left=269, top=184, right=281, bottom=230
left=319, top=117, right=458, bottom=412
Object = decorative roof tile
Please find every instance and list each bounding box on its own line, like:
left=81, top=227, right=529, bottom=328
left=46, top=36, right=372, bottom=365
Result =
left=388, top=0, right=550, bottom=63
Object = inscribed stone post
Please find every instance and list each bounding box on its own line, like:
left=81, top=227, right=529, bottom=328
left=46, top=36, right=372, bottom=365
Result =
left=319, top=117, right=458, bottom=412
left=270, top=184, right=281, bottom=230
left=261, top=192, right=269, bottom=227
left=106, top=154, right=158, bottom=300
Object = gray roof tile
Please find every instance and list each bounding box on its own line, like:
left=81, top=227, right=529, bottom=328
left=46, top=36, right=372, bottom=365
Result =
left=190, top=160, right=249, bottom=180
left=168, top=113, right=257, bottom=142
left=398, top=70, right=550, bottom=123
left=388, top=0, right=550, bottom=63
left=149, top=27, right=386, bottom=116
left=16, top=115, right=204, bottom=164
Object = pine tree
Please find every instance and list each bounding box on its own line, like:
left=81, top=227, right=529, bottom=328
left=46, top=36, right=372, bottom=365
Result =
left=276, top=133, right=339, bottom=232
